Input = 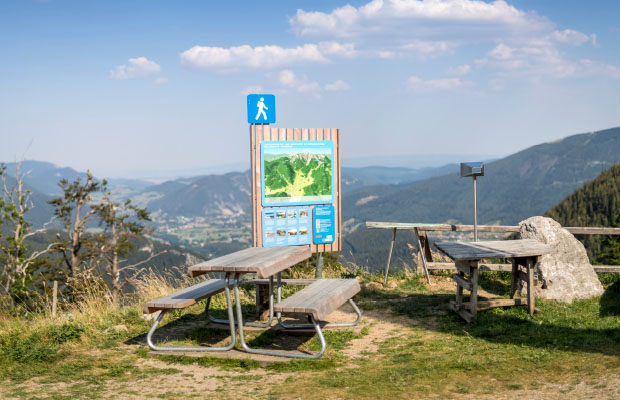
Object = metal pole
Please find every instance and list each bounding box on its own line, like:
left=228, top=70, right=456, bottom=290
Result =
left=315, top=253, right=323, bottom=278
left=473, top=175, right=478, bottom=242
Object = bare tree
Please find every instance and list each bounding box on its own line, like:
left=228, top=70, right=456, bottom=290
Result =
left=48, top=171, right=105, bottom=279
left=97, top=192, right=166, bottom=302
left=0, top=162, right=55, bottom=300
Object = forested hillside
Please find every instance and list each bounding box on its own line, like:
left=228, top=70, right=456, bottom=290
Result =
left=342, top=127, right=620, bottom=270
left=545, top=163, right=620, bottom=263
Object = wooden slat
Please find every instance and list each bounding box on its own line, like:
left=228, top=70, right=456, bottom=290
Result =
left=246, top=278, right=316, bottom=286
left=366, top=222, right=620, bottom=236
left=451, top=298, right=529, bottom=310
left=144, top=279, right=229, bottom=314
left=301, top=128, right=308, bottom=140
left=366, top=222, right=519, bottom=233
left=427, top=262, right=513, bottom=272
left=188, top=246, right=312, bottom=279
left=594, top=265, right=620, bottom=273
left=274, top=279, right=360, bottom=321
left=452, top=274, right=472, bottom=291
left=447, top=301, right=473, bottom=323
left=565, top=227, right=620, bottom=235
left=436, top=239, right=554, bottom=261
left=293, top=128, right=301, bottom=140
left=286, top=127, right=293, bottom=140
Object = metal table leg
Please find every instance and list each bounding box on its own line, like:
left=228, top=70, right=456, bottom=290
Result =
left=232, top=274, right=327, bottom=359
left=205, top=275, right=275, bottom=328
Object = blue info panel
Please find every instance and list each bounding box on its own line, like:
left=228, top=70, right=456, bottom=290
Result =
left=247, top=94, right=276, bottom=124
left=313, top=205, right=335, bottom=244
left=262, top=206, right=311, bottom=247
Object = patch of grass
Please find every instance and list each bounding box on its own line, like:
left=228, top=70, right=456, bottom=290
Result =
left=156, top=354, right=260, bottom=371
left=266, top=358, right=337, bottom=373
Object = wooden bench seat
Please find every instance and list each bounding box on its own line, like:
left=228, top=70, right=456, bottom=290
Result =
left=144, top=279, right=230, bottom=314
left=274, top=279, right=360, bottom=321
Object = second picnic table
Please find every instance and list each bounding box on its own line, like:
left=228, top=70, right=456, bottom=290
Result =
left=435, top=239, right=554, bottom=323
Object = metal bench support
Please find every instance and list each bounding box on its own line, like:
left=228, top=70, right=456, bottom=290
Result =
left=146, top=276, right=237, bottom=352
left=232, top=274, right=327, bottom=359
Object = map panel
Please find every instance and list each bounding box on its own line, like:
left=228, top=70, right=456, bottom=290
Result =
left=261, top=140, right=335, bottom=206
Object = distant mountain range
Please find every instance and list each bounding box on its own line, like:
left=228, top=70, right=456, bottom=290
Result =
left=341, top=127, right=620, bottom=270
left=3, top=126, right=620, bottom=272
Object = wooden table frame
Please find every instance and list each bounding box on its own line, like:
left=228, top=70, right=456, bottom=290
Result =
left=435, top=240, right=554, bottom=323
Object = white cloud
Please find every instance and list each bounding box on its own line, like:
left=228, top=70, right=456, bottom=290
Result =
left=448, top=64, right=471, bottom=75
left=324, top=80, right=351, bottom=91
left=180, top=44, right=328, bottom=70
left=318, top=41, right=359, bottom=58
left=241, top=86, right=265, bottom=96
left=401, top=40, right=454, bottom=57
left=276, top=70, right=350, bottom=96
left=407, top=76, right=471, bottom=91
left=155, top=77, right=168, bottom=84
left=110, top=57, right=161, bottom=80
left=290, top=0, right=550, bottom=39
left=550, top=29, right=590, bottom=46
left=278, top=70, right=321, bottom=95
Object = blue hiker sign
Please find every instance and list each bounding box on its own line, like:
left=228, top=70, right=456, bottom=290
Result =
left=247, top=94, right=276, bottom=124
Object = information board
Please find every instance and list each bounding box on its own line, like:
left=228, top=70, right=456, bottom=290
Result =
left=261, top=206, right=311, bottom=247
left=261, top=140, right=335, bottom=206
left=313, top=205, right=335, bottom=244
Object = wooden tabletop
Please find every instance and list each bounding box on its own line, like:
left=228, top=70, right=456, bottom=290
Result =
left=366, top=221, right=520, bottom=233
left=435, top=239, right=554, bottom=261
left=188, top=246, right=312, bottom=279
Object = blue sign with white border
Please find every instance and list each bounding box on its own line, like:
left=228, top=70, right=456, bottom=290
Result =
left=313, top=205, right=335, bottom=244
left=247, top=94, right=276, bottom=124
left=262, top=206, right=311, bottom=247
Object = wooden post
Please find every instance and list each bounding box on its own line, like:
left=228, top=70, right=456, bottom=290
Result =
left=415, top=228, right=431, bottom=284
left=383, top=228, right=397, bottom=284
left=52, top=280, right=58, bottom=318
left=527, top=257, right=535, bottom=315
left=510, top=259, right=518, bottom=299
left=470, top=264, right=479, bottom=320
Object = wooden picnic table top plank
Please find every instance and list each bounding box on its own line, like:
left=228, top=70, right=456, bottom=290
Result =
left=188, top=246, right=312, bottom=278
left=366, top=221, right=520, bottom=233
left=435, top=239, right=554, bottom=261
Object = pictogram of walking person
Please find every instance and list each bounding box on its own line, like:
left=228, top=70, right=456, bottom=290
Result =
left=255, top=97, right=268, bottom=121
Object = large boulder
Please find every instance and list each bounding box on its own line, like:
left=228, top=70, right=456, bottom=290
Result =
left=518, top=216, right=604, bottom=303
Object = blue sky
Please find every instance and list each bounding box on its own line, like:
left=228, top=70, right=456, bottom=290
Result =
left=1, top=0, right=619, bottom=179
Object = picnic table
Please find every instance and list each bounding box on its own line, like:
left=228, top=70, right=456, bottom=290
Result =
left=435, top=239, right=554, bottom=322
left=145, top=245, right=361, bottom=359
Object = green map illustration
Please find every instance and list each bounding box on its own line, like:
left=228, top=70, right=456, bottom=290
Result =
left=263, top=151, right=332, bottom=202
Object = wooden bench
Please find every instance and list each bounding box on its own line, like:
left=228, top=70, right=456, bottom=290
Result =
left=274, top=279, right=361, bottom=322
left=144, top=278, right=231, bottom=314
left=233, top=278, right=362, bottom=359
left=144, top=278, right=238, bottom=352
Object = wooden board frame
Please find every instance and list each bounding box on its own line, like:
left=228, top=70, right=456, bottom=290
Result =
left=250, top=125, right=341, bottom=253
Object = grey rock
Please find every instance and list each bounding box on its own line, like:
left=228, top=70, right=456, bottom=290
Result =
left=518, top=216, right=604, bottom=303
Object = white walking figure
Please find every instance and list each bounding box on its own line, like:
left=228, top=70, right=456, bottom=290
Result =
left=255, top=97, right=268, bottom=121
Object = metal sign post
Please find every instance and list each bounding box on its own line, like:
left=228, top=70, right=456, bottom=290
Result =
left=460, top=162, right=484, bottom=242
